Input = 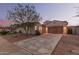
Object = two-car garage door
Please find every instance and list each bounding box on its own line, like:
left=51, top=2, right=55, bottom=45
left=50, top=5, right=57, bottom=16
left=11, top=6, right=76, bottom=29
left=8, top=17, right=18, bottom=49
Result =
left=48, top=26, right=63, bottom=34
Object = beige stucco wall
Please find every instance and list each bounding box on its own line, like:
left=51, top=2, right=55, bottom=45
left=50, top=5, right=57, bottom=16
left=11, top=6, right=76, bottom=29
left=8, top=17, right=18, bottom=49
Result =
left=15, top=28, right=26, bottom=33
left=63, top=26, right=68, bottom=34
left=15, top=27, right=36, bottom=34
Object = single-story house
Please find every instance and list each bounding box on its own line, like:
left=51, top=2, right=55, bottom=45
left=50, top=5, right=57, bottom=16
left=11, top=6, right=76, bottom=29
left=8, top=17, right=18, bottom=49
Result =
left=41, top=20, right=68, bottom=34
left=10, top=20, right=68, bottom=34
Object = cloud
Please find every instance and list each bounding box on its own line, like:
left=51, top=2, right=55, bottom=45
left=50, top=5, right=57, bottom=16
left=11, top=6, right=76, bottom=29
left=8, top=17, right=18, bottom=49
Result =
left=73, top=14, right=79, bottom=17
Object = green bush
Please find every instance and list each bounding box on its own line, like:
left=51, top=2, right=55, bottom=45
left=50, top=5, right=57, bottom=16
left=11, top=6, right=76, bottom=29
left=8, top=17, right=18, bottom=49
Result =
left=0, top=30, right=9, bottom=35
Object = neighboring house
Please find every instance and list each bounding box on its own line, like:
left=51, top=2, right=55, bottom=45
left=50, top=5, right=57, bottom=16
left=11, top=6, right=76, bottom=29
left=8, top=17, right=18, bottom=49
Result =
left=75, top=26, right=79, bottom=35
left=68, top=26, right=79, bottom=35
left=0, top=26, right=15, bottom=32
left=41, top=20, right=68, bottom=34
left=67, top=26, right=75, bottom=34
left=0, top=20, right=15, bottom=32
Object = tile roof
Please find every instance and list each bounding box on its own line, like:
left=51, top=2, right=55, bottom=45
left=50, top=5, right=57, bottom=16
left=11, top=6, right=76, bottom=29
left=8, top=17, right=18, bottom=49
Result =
left=43, top=20, right=68, bottom=27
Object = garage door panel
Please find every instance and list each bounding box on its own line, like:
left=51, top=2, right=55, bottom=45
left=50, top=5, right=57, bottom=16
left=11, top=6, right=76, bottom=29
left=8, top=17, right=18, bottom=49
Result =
left=48, top=27, right=63, bottom=34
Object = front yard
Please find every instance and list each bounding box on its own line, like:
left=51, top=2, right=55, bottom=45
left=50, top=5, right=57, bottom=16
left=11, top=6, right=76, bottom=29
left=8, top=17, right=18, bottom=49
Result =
left=52, top=34, right=79, bottom=55
left=1, top=33, right=35, bottom=43
left=1, top=33, right=79, bottom=55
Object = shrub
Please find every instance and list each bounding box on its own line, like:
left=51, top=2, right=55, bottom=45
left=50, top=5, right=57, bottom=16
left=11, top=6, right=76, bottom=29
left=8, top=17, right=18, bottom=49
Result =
left=35, top=30, right=41, bottom=35
left=0, top=30, right=9, bottom=35
left=19, top=30, right=22, bottom=33
left=67, top=28, right=72, bottom=34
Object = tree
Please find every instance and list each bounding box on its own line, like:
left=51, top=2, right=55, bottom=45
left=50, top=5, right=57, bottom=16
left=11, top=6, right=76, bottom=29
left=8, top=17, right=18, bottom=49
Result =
left=7, top=4, right=42, bottom=34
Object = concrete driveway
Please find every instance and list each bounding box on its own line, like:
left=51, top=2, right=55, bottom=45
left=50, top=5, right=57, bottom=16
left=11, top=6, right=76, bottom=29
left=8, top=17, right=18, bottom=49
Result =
left=14, top=34, right=62, bottom=55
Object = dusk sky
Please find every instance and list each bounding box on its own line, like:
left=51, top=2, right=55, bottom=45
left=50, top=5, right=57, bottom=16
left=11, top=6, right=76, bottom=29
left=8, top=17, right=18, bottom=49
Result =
left=0, top=3, right=79, bottom=26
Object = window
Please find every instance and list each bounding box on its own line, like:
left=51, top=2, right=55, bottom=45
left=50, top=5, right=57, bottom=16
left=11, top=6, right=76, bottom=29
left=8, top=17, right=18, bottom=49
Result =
left=35, top=26, right=37, bottom=30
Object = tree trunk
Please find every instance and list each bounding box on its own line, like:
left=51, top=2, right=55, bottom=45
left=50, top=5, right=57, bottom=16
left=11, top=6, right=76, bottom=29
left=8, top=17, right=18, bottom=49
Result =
left=27, top=26, right=30, bottom=34
left=22, top=26, right=27, bottom=34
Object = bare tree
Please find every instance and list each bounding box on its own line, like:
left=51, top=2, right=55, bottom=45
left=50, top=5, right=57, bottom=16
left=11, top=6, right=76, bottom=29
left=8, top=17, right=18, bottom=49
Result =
left=7, top=4, right=42, bottom=34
